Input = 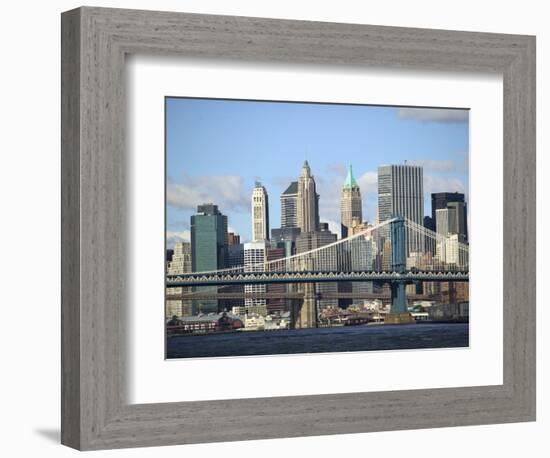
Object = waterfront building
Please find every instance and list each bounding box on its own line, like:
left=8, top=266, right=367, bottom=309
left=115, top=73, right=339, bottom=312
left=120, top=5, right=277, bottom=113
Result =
left=377, top=164, right=424, bottom=225
left=244, top=314, right=266, bottom=331
left=296, top=160, right=319, bottom=233
left=251, top=182, right=269, bottom=242
left=166, top=312, right=243, bottom=336
left=231, top=305, right=247, bottom=317
left=166, top=241, right=193, bottom=317
left=264, top=312, right=291, bottom=330
left=190, top=203, right=227, bottom=313
left=280, top=181, right=298, bottom=228
left=244, top=241, right=267, bottom=316
left=340, top=164, right=363, bottom=239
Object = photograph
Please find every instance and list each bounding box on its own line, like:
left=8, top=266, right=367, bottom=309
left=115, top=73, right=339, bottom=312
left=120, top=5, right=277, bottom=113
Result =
left=164, top=98, right=470, bottom=359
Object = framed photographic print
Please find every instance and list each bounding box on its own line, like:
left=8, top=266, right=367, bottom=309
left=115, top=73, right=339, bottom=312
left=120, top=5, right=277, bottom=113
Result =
left=164, top=97, right=471, bottom=359
left=61, top=6, right=536, bottom=450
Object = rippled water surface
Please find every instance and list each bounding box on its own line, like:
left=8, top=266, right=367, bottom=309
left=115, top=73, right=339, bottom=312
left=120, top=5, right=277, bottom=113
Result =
left=167, top=323, right=469, bottom=359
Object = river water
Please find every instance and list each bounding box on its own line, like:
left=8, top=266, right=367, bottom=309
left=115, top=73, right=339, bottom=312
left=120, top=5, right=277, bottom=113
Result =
left=166, top=323, right=469, bottom=359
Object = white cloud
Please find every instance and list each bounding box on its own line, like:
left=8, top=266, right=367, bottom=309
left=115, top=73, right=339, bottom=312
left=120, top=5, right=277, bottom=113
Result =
left=423, top=174, right=466, bottom=195
left=357, top=171, right=378, bottom=193
left=167, top=175, right=249, bottom=214
left=398, top=107, right=469, bottom=123
left=408, top=158, right=468, bottom=174
left=166, top=230, right=191, bottom=248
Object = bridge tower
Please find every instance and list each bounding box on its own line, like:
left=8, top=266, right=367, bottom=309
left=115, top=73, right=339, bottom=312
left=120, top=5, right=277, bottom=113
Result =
left=296, top=283, right=317, bottom=329
left=386, top=217, right=415, bottom=324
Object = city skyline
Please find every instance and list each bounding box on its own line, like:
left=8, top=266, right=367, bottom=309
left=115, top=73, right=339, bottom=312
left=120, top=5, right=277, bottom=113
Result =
left=166, top=98, right=469, bottom=247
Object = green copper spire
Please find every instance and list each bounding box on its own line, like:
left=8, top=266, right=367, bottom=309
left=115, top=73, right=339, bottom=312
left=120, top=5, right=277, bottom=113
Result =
left=343, top=163, right=359, bottom=189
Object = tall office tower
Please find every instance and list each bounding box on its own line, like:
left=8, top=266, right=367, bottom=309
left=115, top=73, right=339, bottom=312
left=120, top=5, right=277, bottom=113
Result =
left=190, top=203, right=227, bottom=313
left=296, top=222, right=338, bottom=320
left=266, top=245, right=286, bottom=315
left=191, top=204, right=227, bottom=272
left=280, top=181, right=298, bottom=228
left=297, top=161, right=319, bottom=233
left=340, top=164, right=363, bottom=239
left=340, top=221, right=375, bottom=307
left=251, top=182, right=269, bottom=242
left=431, top=192, right=468, bottom=241
left=270, top=226, right=301, bottom=318
left=243, top=241, right=267, bottom=316
left=435, top=208, right=455, bottom=237
left=166, top=241, right=193, bottom=318
left=225, top=242, right=245, bottom=310
left=377, top=164, right=424, bottom=225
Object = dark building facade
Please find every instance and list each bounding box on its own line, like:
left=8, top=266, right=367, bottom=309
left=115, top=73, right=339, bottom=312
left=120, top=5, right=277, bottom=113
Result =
left=423, top=215, right=435, bottom=232
left=266, top=246, right=287, bottom=314
left=431, top=192, right=468, bottom=241
left=280, top=181, right=298, bottom=229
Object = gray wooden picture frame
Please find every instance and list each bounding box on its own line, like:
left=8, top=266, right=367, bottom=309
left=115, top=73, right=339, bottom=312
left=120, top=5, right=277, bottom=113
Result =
left=61, top=6, right=536, bottom=451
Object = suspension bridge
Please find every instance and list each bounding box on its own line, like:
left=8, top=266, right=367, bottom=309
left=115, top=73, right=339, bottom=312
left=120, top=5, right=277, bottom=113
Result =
left=167, top=217, right=469, bottom=326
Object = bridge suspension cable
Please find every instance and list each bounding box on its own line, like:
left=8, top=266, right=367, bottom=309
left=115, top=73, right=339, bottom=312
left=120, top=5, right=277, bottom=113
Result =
left=168, top=217, right=469, bottom=279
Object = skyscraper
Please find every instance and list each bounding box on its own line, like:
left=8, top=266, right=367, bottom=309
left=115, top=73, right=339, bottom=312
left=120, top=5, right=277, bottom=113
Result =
left=340, top=164, right=362, bottom=239
left=280, top=181, right=298, bottom=228
left=435, top=208, right=456, bottom=238
left=225, top=242, right=245, bottom=311
left=191, top=203, right=227, bottom=272
left=251, top=182, right=269, bottom=242
left=265, top=245, right=286, bottom=314
left=244, top=241, right=267, bottom=316
left=431, top=192, right=468, bottom=241
left=377, top=164, right=424, bottom=225
left=190, top=204, right=227, bottom=313
left=296, top=222, right=338, bottom=317
left=297, top=160, right=319, bottom=233
left=166, top=241, right=192, bottom=318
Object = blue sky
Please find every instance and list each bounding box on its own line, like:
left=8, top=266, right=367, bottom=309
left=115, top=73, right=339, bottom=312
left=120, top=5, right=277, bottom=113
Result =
left=166, top=97, right=469, bottom=247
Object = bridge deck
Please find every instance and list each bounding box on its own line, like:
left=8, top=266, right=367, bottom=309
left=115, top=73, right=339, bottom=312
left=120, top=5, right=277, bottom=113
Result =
left=166, top=270, right=469, bottom=287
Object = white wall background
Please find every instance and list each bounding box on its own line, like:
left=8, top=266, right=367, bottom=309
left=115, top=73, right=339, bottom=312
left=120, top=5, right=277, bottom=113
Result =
left=0, top=1, right=546, bottom=456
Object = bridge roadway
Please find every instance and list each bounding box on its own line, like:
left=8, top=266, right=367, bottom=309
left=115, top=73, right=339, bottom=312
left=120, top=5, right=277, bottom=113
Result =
left=166, top=270, right=469, bottom=288
left=165, top=291, right=432, bottom=301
